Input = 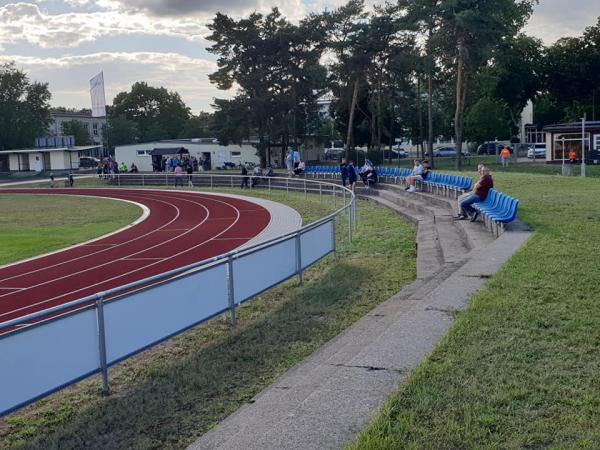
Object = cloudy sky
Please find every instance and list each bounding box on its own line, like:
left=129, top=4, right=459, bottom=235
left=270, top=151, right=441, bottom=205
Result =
left=0, top=0, right=598, bottom=113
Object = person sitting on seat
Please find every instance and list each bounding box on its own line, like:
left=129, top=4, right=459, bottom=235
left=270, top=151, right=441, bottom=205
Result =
left=456, top=167, right=493, bottom=222
left=405, top=160, right=424, bottom=192
left=130, top=163, right=138, bottom=173
left=293, top=161, right=305, bottom=176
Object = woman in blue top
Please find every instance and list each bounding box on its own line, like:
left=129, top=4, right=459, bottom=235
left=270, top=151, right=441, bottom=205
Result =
left=347, top=161, right=357, bottom=191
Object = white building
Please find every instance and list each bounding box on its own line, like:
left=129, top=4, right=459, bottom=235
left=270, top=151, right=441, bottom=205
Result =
left=0, top=146, right=101, bottom=172
left=115, top=139, right=260, bottom=172
left=49, top=111, right=106, bottom=146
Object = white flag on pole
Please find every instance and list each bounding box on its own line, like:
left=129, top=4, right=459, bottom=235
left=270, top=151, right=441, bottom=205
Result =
left=90, top=72, right=107, bottom=117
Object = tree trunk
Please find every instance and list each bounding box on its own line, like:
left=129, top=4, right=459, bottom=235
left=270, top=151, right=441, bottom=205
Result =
left=454, top=38, right=466, bottom=170
left=417, top=77, right=423, bottom=160
left=345, top=78, right=360, bottom=161
left=427, top=73, right=434, bottom=169
left=389, top=97, right=394, bottom=164
left=377, top=72, right=382, bottom=154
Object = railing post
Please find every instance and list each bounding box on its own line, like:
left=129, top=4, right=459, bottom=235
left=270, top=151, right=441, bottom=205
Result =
left=95, top=293, right=110, bottom=395
left=286, top=177, right=289, bottom=194
left=333, top=186, right=337, bottom=207
left=210, top=174, right=213, bottom=188
left=117, top=174, right=121, bottom=187
left=230, top=176, right=233, bottom=188
left=295, top=232, right=303, bottom=286
left=348, top=205, right=352, bottom=243
left=268, top=176, right=271, bottom=193
left=142, top=174, right=145, bottom=187
left=304, top=179, right=307, bottom=198
left=165, top=173, right=168, bottom=186
left=226, top=257, right=236, bottom=326
left=319, top=183, right=322, bottom=202
left=331, top=217, right=337, bottom=254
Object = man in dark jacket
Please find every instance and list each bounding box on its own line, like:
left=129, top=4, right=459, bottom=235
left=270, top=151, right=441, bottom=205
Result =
left=340, top=158, right=348, bottom=186
left=240, top=164, right=249, bottom=188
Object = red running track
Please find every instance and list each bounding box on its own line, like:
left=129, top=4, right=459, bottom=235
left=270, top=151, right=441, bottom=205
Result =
left=0, top=189, right=270, bottom=325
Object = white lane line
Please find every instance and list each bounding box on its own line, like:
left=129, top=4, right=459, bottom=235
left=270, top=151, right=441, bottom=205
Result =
left=0, top=193, right=150, bottom=270
left=0, top=191, right=179, bottom=284
left=122, top=257, right=166, bottom=261
left=0, top=193, right=208, bottom=303
left=0, top=195, right=243, bottom=319
left=0, top=287, right=23, bottom=290
left=81, top=243, right=118, bottom=247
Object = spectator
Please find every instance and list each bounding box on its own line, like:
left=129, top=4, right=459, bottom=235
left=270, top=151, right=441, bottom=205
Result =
left=174, top=164, right=184, bottom=187
left=240, top=163, right=249, bottom=188
left=130, top=163, right=138, bottom=173
left=68, top=173, right=74, bottom=187
left=456, top=163, right=486, bottom=215
left=293, top=161, right=305, bottom=176
left=568, top=149, right=577, bottom=164
left=251, top=165, right=262, bottom=187
left=456, top=167, right=493, bottom=222
left=187, top=163, right=194, bottom=187
left=500, top=146, right=511, bottom=167
left=49, top=172, right=55, bottom=188
left=347, top=160, right=357, bottom=191
left=405, top=160, right=424, bottom=192
left=265, top=166, right=274, bottom=177
left=340, top=158, right=349, bottom=187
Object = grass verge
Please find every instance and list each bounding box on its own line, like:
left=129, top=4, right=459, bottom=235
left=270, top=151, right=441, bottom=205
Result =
left=350, top=171, right=600, bottom=449
left=0, top=189, right=416, bottom=450
left=0, top=195, right=140, bottom=265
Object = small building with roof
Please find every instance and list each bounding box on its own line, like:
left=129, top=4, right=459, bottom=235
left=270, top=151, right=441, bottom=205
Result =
left=543, top=121, right=600, bottom=163
left=115, top=139, right=260, bottom=172
left=0, top=145, right=101, bottom=173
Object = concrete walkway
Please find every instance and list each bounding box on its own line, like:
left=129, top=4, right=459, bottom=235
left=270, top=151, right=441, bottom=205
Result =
left=188, top=185, right=532, bottom=450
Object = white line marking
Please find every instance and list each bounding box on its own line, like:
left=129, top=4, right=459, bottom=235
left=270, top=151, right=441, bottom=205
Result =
left=0, top=191, right=178, bottom=284
left=0, top=193, right=244, bottom=317
left=122, top=258, right=166, bottom=261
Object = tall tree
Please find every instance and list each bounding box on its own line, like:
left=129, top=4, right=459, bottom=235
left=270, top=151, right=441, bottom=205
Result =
left=61, top=120, right=92, bottom=145
left=0, top=63, right=51, bottom=150
left=432, top=0, right=535, bottom=168
left=111, top=82, right=190, bottom=142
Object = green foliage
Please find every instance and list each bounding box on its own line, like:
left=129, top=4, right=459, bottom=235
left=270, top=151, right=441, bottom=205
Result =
left=465, top=97, right=512, bottom=144
left=178, top=112, right=213, bottom=139
left=60, top=120, right=92, bottom=146
left=106, top=115, right=138, bottom=147
left=111, top=82, right=190, bottom=143
left=0, top=63, right=51, bottom=150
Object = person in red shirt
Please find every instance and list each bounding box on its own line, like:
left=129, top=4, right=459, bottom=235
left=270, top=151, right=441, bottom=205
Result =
left=456, top=168, right=493, bottom=222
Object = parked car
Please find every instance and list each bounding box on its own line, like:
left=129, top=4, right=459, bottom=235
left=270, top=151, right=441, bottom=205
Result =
left=324, top=148, right=345, bottom=160
left=433, top=147, right=470, bottom=157
left=79, top=156, right=100, bottom=168
left=527, top=144, right=546, bottom=159
left=383, top=148, right=408, bottom=159
left=477, top=142, right=513, bottom=155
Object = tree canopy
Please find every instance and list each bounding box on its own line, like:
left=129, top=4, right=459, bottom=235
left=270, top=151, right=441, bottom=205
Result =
left=0, top=63, right=51, bottom=150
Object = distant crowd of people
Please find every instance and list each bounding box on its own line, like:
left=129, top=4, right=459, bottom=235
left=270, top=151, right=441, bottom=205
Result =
left=96, top=158, right=138, bottom=177
left=339, top=159, right=379, bottom=191
left=240, top=163, right=275, bottom=188
left=153, top=155, right=208, bottom=173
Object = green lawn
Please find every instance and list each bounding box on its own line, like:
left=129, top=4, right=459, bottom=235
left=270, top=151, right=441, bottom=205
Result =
left=351, top=172, right=600, bottom=449
left=0, top=190, right=417, bottom=450
left=0, top=195, right=140, bottom=265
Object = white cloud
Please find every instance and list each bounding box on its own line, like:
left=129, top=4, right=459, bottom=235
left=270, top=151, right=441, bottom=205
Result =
left=0, top=52, right=228, bottom=112
left=0, top=2, right=211, bottom=48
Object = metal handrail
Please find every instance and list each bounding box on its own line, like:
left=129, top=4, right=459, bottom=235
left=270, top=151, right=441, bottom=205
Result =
left=0, top=174, right=355, bottom=333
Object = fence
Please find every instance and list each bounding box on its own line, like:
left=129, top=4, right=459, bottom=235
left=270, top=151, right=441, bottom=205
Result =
left=0, top=174, right=355, bottom=416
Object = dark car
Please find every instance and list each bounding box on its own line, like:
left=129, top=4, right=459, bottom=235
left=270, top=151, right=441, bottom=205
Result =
left=79, top=156, right=100, bottom=168
left=433, top=147, right=470, bottom=157
left=477, top=142, right=513, bottom=155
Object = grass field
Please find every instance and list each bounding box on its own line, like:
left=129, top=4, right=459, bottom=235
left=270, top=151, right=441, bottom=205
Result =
left=0, top=195, right=140, bottom=265
left=351, top=171, right=600, bottom=449
left=0, top=189, right=417, bottom=450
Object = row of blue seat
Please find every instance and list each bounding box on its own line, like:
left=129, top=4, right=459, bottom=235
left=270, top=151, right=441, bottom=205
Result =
left=306, top=166, right=472, bottom=194
left=472, top=189, right=519, bottom=226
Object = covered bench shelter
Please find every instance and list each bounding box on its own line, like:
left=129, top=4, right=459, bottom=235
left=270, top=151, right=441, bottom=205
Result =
left=0, top=146, right=101, bottom=173
left=543, top=121, right=600, bottom=163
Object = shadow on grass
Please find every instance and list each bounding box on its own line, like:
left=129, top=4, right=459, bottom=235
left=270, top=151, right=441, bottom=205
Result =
left=5, top=260, right=377, bottom=450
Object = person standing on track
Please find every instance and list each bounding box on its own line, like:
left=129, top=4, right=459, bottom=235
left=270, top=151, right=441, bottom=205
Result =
left=241, top=163, right=249, bottom=188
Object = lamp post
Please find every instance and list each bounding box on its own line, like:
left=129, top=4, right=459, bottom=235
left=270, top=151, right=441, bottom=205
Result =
left=581, top=114, right=586, bottom=177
